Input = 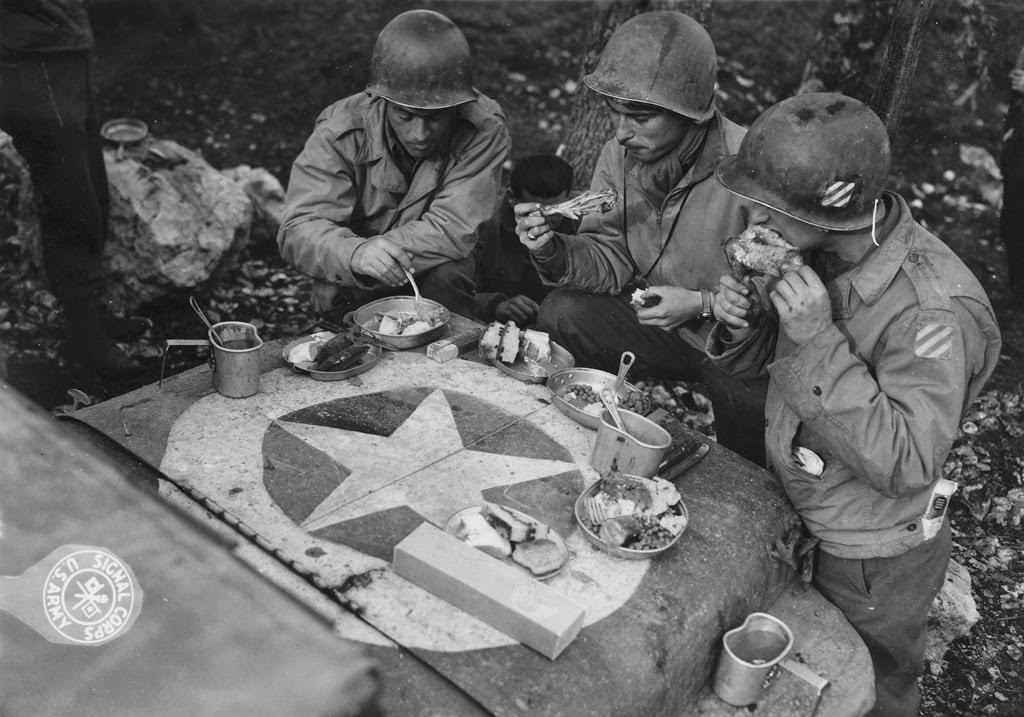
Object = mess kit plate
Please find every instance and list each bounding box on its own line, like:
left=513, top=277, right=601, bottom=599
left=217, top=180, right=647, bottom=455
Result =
left=546, top=367, right=644, bottom=430
left=351, top=296, right=449, bottom=350
left=574, top=479, right=688, bottom=560
left=445, top=504, right=569, bottom=580
left=281, top=333, right=382, bottom=382
left=488, top=341, right=574, bottom=384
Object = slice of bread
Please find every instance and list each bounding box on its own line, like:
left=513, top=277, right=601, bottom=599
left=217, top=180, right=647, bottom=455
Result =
left=479, top=322, right=503, bottom=360
left=511, top=539, right=563, bottom=575
left=499, top=322, right=521, bottom=363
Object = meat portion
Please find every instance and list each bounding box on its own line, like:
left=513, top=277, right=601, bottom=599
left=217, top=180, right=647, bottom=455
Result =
left=723, top=225, right=804, bottom=281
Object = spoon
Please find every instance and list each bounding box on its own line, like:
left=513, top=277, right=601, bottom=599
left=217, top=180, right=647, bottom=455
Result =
left=189, top=296, right=222, bottom=346
left=402, top=267, right=431, bottom=321
left=613, top=351, right=636, bottom=393
left=600, top=387, right=627, bottom=433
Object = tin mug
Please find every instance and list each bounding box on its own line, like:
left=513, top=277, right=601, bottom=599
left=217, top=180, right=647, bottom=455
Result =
left=712, top=612, right=794, bottom=707
left=589, top=409, right=671, bottom=478
left=208, top=321, right=262, bottom=398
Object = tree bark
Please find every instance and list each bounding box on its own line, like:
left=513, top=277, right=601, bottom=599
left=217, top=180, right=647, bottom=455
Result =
left=869, top=0, right=937, bottom=134
left=561, top=0, right=712, bottom=189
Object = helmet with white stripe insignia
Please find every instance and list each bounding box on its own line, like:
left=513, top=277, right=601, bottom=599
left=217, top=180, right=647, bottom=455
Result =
left=716, top=92, right=890, bottom=230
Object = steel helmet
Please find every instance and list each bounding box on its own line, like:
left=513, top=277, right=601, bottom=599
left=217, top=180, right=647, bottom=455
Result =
left=584, top=11, right=717, bottom=122
left=717, top=93, right=891, bottom=231
left=366, top=10, right=475, bottom=110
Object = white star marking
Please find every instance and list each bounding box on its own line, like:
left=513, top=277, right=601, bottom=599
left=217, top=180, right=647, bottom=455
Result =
left=280, top=389, right=578, bottom=532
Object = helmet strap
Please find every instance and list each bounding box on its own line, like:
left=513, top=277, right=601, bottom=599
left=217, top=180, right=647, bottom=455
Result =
left=870, top=198, right=881, bottom=248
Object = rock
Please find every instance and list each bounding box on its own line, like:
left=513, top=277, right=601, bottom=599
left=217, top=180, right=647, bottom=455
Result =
left=925, top=558, right=980, bottom=675
left=0, top=131, right=42, bottom=269
left=101, top=138, right=253, bottom=314
left=222, top=164, right=285, bottom=243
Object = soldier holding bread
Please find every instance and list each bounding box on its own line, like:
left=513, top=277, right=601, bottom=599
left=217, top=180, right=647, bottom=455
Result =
left=707, top=93, right=1001, bottom=716
left=278, top=9, right=510, bottom=321
left=514, top=11, right=767, bottom=465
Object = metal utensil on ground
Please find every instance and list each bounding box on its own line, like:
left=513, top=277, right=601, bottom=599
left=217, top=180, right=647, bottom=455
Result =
left=189, top=296, right=221, bottom=346
left=402, top=267, right=431, bottom=321
left=613, top=351, right=635, bottom=393
left=659, top=441, right=710, bottom=477
left=600, top=387, right=627, bottom=432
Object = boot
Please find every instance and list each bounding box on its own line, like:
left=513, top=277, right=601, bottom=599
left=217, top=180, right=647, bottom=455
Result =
left=62, top=299, right=133, bottom=376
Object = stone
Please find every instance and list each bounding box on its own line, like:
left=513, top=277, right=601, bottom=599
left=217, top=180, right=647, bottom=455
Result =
left=222, top=164, right=285, bottom=243
left=0, top=131, right=42, bottom=269
left=101, top=138, right=253, bottom=313
left=925, top=558, right=980, bottom=674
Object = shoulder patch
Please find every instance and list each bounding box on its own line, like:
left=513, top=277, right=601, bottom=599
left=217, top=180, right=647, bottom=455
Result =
left=915, top=322, right=953, bottom=359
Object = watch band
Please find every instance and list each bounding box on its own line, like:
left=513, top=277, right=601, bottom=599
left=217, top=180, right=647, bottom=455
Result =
left=699, top=288, right=714, bottom=320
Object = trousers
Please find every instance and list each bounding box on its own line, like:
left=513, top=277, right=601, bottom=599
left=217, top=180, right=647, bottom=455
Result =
left=537, top=288, right=768, bottom=466
left=0, top=51, right=108, bottom=304
left=813, top=520, right=951, bottom=716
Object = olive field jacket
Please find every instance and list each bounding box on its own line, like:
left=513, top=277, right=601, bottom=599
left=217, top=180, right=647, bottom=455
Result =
left=707, top=193, right=1001, bottom=559
left=277, top=91, right=509, bottom=288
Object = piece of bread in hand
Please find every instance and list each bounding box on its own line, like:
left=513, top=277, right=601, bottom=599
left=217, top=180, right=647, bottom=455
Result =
left=723, top=225, right=804, bottom=280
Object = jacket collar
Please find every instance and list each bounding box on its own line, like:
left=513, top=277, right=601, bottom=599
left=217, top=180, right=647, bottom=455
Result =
left=844, top=192, right=913, bottom=306
left=623, top=110, right=730, bottom=192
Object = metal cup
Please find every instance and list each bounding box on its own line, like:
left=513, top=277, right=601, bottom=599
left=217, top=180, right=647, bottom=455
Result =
left=713, top=612, right=794, bottom=707
left=208, top=321, right=262, bottom=398
left=589, top=409, right=671, bottom=478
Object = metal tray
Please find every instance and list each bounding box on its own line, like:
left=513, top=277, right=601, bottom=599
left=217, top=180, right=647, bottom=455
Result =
left=547, top=367, right=643, bottom=429
left=351, top=296, right=449, bottom=350
left=281, top=334, right=382, bottom=382
left=487, top=341, right=574, bottom=384
left=574, top=479, right=688, bottom=560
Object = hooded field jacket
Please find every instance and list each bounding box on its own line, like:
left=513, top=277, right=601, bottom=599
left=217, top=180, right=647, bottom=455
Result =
left=531, top=112, right=750, bottom=350
left=707, top=193, right=1001, bottom=559
left=277, top=91, right=509, bottom=287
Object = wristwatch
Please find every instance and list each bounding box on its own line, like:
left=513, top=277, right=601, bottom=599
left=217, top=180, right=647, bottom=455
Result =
left=698, top=288, right=714, bottom=321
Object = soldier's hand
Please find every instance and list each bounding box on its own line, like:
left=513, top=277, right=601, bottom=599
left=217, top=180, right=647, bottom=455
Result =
left=714, top=275, right=755, bottom=329
left=1011, top=68, right=1024, bottom=95
left=495, top=295, right=539, bottom=325
left=634, top=285, right=691, bottom=329
left=351, top=237, right=412, bottom=287
left=514, top=203, right=553, bottom=251
left=770, top=266, right=831, bottom=344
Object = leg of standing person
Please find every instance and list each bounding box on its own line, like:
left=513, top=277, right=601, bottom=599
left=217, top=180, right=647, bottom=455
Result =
left=1000, top=176, right=1024, bottom=298
left=537, top=288, right=767, bottom=465
left=0, top=52, right=129, bottom=374
left=812, top=521, right=952, bottom=716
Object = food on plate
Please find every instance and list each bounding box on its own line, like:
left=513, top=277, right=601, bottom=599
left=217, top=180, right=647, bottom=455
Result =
left=286, top=331, right=335, bottom=365
left=560, top=383, right=653, bottom=418
left=450, top=502, right=566, bottom=577
left=453, top=510, right=512, bottom=558
left=538, top=188, right=619, bottom=221
left=479, top=321, right=552, bottom=366
left=723, top=224, right=804, bottom=281
left=579, top=472, right=687, bottom=552
left=499, top=322, right=521, bottom=363
left=372, top=310, right=445, bottom=336
left=511, top=539, right=564, bottom=576
left=313, top=343, right=371, bottom=372
left=312, top=332, right=353, bottom=363
left=629, top=287, right=661, bottom=309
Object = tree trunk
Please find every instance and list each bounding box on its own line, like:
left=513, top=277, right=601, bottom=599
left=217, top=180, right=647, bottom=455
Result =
left=869, top=0, right=937, bottom=134
left=561, top=0, right=712, bottom=189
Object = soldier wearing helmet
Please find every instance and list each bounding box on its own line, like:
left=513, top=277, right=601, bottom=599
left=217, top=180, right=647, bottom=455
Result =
left=708, top=93, right=1001, bottom=717
left=278, top=9, right=509, bottom=319
left=514, top=10, right=767, bottom=465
